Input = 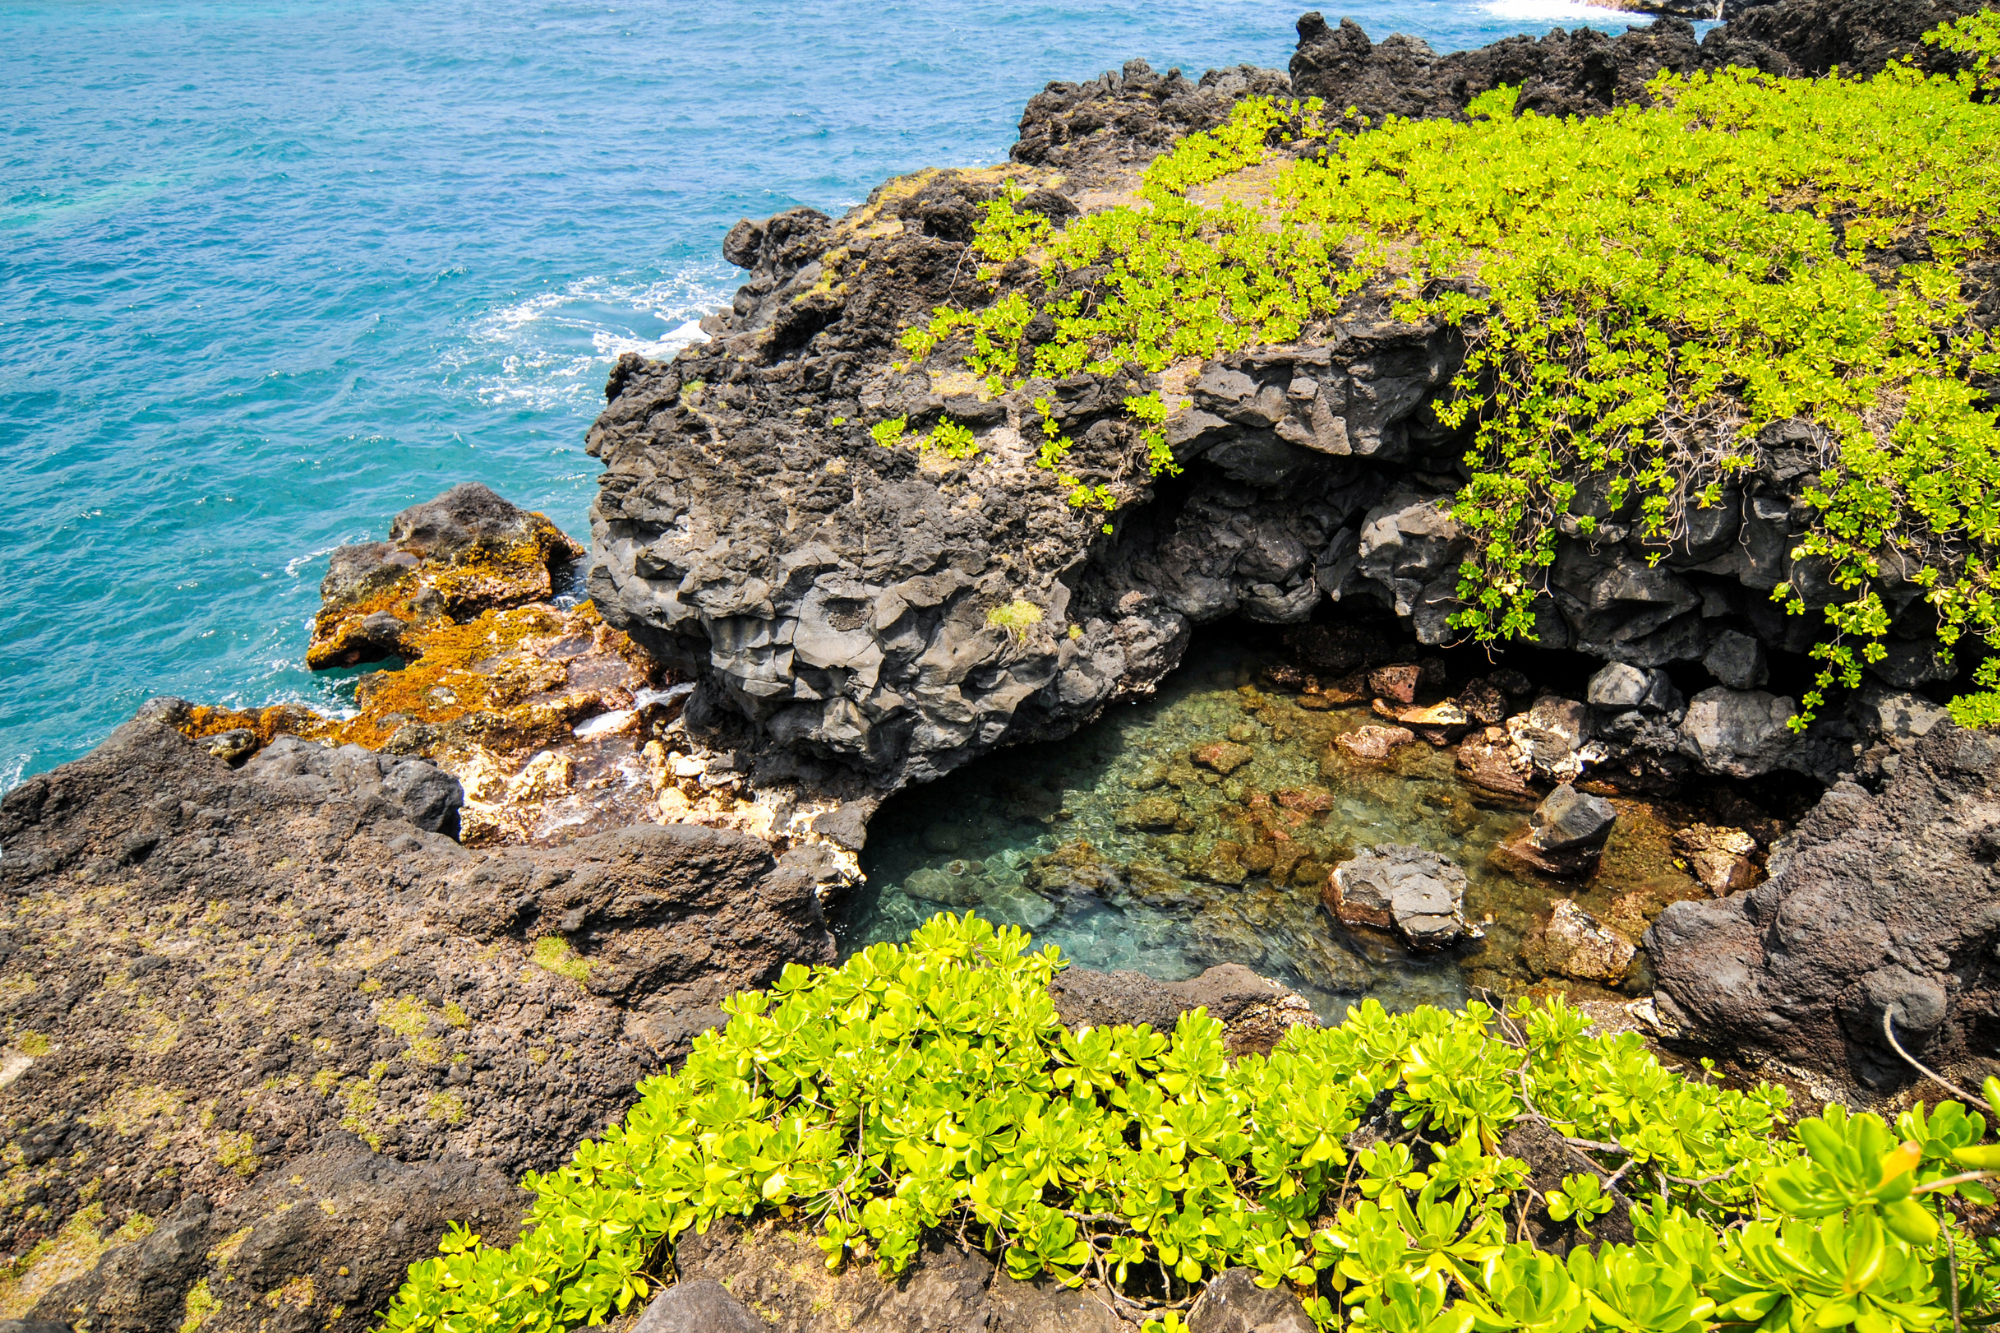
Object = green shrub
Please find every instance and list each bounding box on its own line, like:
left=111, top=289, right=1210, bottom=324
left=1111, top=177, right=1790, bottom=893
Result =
left=905, top=16, right=2000, bottom=727
left=379, top=912, right=2000, bottom=1333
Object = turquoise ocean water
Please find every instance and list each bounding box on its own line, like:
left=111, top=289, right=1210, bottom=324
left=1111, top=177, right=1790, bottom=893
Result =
left=0, top=0, right=1660, bottom=786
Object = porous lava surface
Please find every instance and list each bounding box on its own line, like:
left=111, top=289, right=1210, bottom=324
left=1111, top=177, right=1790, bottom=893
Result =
left=0, top=720, right=835, bottom=1330
left=1648, top=720, right=2000, bottom=1086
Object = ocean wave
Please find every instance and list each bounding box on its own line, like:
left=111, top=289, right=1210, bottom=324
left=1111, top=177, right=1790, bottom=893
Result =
left=445, top=267, right=731, bottom=413
left=1479, top=0, right=1652, bottom=22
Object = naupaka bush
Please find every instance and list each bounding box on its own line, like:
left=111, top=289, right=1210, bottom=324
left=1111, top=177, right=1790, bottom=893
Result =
left=380, top=912, right=2000, bottom=1333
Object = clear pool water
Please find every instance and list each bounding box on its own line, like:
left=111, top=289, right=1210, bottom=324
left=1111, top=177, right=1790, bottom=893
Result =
left=837, top=635, right=1701, bottom=1018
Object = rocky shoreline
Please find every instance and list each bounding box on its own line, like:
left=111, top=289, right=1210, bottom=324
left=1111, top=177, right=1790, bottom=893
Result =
left=5, top=1, right=1999, bottom=1328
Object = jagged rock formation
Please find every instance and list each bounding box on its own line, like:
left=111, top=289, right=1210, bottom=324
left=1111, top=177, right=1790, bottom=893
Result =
left=0, top=721, right=836, bottom=1330
left=1646, top=720, right=2000, bottom=1085
left=1289, top=0, right=1995, bottom=125
left=584, top=0, right=1980, bottom=800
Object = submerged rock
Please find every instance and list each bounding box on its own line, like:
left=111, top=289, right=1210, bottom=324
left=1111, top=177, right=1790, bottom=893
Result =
left=1335, top=724, right=1416, bottom=763
left=1325, top=844, right=1478, bottom=950
left=1193, top=740, right=1255, bottom=774
left=1116, top=794, right=1187, bottom=830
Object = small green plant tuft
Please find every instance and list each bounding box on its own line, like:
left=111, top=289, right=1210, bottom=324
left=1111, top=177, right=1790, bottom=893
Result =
left=986, top=599, right=1043, bottom=642
left=874, top=413, right=982, bottom=461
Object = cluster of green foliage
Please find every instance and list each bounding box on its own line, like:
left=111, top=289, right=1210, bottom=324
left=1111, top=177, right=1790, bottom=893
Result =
left=902, top=18, right=2000, bottom=728
left=872, top=412, right=983, bottom=459
left=380, top=913, right=2000, bottom=1333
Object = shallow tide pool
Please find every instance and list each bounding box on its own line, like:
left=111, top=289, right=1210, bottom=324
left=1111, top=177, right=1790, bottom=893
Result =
left=835, top=635, right=1713, bottom=1019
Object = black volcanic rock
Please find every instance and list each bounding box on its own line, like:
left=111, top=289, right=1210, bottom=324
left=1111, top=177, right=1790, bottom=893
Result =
left=1647, top=721, right=2000, bottom=1086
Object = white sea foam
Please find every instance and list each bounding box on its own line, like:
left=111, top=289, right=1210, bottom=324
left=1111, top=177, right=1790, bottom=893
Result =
left=284, top=541, right=350, bottom=579
left=0, top=754, right=26, bottom=798
left=1479, top=0, right=1652, bottom=22
left=446, top=267, right=731, bottom=414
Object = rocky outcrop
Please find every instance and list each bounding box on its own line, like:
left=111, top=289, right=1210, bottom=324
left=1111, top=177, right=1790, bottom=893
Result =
left=1012, top=60, right=1293, bottom=189
left=1289, top=12, right=1767, bottom=124
left=1646, top=720, right=2000, bottom=1085
left=307, top=483, right=583, bottom=669
left=29, top=1135, right=522, bottom=1333
left=154, top=484, right=876, bottom=863
left=1288, top=0, right=1993, bottom=126
left=580, top=4, right=1976, bottom=804
left=0, top=720, right=835, bottom=1331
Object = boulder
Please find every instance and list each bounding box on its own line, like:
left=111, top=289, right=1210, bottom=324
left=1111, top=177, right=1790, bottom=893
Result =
left=1586, top=662, right=1651, bottom=710
left=1456, top=731, right=1537, bottom=801
left=1531, top=784, right=1617, bottom=851
left=1491, top=784, right=1616, bottom=878
left=1368, top=662, right=1424, bottom=704
left=1459, top=678, right=1510, bottom=725
left=1531, top=899, right=1637, bottom=984
left=1647, top=722, right=2000, bottom=1085
left=1048, top=964, right=1319, bottom=1056
left=1505, top=696, right=1595, bottom=782
left=1678, top=687, right=1797, bottom=777
left=1703, top=629, right=1769, bottom=690
left=633, top=1279, right=767, bottom=1333
left=1325, top=845, right=1479, bottom=949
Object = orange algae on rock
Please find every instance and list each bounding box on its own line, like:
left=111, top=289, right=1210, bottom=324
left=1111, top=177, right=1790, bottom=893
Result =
left=305, top=483, right=585, bottom=670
